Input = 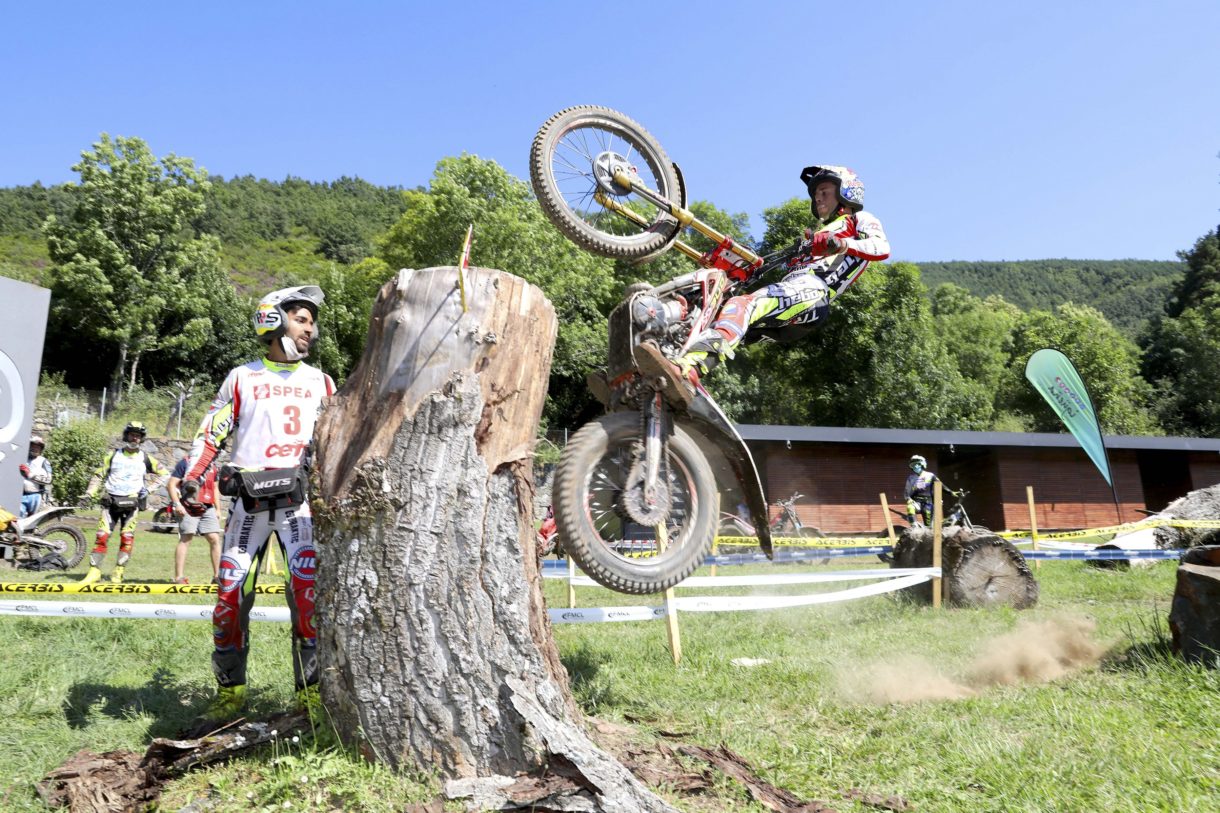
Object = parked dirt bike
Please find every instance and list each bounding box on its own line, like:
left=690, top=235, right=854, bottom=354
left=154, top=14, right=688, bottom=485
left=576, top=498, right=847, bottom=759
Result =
left=533, top=106, right=805, bottom=594
left=0, top=504, right=87, bottom=569
left=718, top=492, right=824, bottom=540
left=151, top=500, right=183, bottom=533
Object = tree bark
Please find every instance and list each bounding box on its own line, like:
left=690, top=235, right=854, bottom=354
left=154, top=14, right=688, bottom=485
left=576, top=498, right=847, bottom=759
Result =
left=313, top=267, right=677, bottom=811
left=1170, top=545, right=1220, bottom=667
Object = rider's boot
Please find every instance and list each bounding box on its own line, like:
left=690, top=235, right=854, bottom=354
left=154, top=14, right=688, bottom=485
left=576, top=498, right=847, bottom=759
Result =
left=80, top=566, right=103, bottom=584
left=634, top=342, right=701, bottom=407
left=109, top=565, right=125, bottom=584
left=202, top=684, right=247, bottom=722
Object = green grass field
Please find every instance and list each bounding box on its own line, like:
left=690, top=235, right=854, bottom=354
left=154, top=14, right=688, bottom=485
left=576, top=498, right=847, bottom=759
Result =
left=1, top=524, right=1217, bottom=812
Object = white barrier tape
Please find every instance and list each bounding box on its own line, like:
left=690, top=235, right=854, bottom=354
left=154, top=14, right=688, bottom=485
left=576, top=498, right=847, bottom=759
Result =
left=0, top=600, right=289, bottom=621
left=0, top=598, right=664, bottom=626
left=571, top=568, right=936, bottom=589
left=548, top=606, right=663, bottom=624
left=1024, top=549, right=1181, bottom=560
left=670, top=573, right=934, bottom=612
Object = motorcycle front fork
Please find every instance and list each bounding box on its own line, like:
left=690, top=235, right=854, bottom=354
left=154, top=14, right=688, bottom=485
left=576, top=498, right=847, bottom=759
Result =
left=641, top=391, right=666, bottom=510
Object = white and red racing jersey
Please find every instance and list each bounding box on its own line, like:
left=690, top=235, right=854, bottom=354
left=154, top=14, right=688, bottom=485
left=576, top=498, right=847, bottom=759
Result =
left=791, top=210, right=891, bottom=299
left=186, top=357, right=335, bottom=479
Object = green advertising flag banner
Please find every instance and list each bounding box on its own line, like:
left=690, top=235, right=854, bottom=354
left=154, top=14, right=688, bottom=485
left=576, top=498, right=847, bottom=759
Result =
left=1024, top=348, right=1112, bottom=486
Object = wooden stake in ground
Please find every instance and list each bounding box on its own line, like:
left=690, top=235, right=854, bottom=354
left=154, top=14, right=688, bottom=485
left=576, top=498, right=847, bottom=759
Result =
left=312, top=266, right=678, bottom=812
left=1027, top=485, right=1041, bottom=570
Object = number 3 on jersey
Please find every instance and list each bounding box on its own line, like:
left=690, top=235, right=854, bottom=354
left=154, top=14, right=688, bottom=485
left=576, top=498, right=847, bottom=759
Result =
left=284, top=405, right=302, bottom=435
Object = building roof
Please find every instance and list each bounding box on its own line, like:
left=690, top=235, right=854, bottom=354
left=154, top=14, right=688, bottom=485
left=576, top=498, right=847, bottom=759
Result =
left=736, top=424, right=1220, bottom=452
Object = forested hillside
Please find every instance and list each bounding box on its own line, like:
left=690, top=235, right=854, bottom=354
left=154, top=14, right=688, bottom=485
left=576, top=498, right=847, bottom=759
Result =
left=2, top=138, right=1215, bottom=439
left=917, top=260, right=1182, bottom=337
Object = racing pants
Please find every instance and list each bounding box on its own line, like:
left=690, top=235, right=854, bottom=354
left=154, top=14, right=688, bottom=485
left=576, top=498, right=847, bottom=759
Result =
left=212, top=499, right=317, bottom=689
left=679, top=271, right=831, bottom=375
left=906, top=497, right=934, bottom=525
left=92, top=503, right=139, bottom=567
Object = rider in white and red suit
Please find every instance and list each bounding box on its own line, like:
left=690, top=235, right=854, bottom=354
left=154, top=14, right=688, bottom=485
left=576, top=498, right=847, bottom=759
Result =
left=184, top=285, right=335, bottom=718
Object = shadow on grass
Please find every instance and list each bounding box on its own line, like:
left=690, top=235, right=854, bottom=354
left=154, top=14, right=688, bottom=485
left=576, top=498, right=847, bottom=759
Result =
left=1101, top=611, right=1182, bottom=673
left=64, top=667, right=213, bottom=738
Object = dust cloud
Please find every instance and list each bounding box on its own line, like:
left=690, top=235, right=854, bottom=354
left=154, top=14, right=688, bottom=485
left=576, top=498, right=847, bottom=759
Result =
left=841, top=617, right=1106, bottom=704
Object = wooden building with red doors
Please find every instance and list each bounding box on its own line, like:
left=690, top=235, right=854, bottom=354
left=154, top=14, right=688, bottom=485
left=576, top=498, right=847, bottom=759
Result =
left=727, top=425, right=1220, bottom=535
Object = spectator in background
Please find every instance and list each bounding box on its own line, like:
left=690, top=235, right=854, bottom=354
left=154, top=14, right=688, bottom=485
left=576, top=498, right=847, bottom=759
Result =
left=20, top=435, right=53, bottom=518
left=904, top=454, right=940, bottom=527
left=167, top=454, right=221, bottom=584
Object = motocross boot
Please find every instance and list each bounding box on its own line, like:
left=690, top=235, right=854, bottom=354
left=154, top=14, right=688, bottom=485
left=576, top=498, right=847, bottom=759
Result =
left=203, top=684, right=247, bottom=721
left=634, top=341, right=699, bottom=407
left=80, top=566, right=103, bottom=584
left=109, top=565, right=125, bottom=584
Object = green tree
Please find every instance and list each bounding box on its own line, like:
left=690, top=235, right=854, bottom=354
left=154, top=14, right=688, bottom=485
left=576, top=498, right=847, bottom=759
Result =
left=1141, top=228, right=1220, bottom=434
left=1000, top=303, right=1158, bottom=434
left=45, top=420, right=109, bottom=505
left=931, top=284, right=1023, bottom=428
left=377, top=154, right=624, bottom=426
left=43, top=135, right=245, bottom=397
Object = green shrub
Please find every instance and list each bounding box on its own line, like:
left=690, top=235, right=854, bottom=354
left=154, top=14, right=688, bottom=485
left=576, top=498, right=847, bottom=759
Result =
left=46, top=420, right=110, bottom=504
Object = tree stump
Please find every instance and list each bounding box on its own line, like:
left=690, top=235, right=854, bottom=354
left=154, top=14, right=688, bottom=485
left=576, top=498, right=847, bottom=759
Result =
left=1153, top=484, right=1220, bottom=550
left=312, top=267, right=678, bottom=812
left=890, top=527, right=1039, bottom=609
left=1169, top=545, right=1220, bottom=667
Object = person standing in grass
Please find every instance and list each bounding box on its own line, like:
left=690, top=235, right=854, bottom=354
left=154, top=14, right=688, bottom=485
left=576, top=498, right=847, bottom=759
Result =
left=181, top=286, right=334, bottom=722
left=79, top=421, right=168, bottom=584
left=166, top=454, right=221, bottom=584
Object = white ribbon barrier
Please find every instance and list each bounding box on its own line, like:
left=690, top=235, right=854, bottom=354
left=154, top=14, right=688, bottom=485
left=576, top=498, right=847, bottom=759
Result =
left=669, top=572, right=934, bottom=612
left=0, top=601, right=289, bottom=621
left=0, top=599, right=665, bottom=626
left=570, top=567, right=935, bottom=589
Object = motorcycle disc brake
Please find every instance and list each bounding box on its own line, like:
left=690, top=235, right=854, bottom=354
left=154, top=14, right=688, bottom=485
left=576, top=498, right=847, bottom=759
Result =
left=621, top=452, right=674, bottom=526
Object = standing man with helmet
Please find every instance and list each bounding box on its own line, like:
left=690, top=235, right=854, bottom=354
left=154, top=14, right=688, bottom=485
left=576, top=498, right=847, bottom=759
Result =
left=19, top=435, right=53, bottom=518
left=181, top=286, right=334, bottom=721
left=638, top=165, right=890, bottom=399
left=904, top=455, right=940, bottom=527
left=80, top=421, right=168, bottom=583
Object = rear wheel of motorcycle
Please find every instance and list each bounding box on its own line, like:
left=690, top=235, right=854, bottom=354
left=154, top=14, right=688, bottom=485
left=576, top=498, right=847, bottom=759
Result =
left=554, top=412, right=716, bottom=595
left=152, top=506, right=173, bottom=530
left=36, top=523, right=87, bottom=569
left=531, top=105, right=681, bottom=260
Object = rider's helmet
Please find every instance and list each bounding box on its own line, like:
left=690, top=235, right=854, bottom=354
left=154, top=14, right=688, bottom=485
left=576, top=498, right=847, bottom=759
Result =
left=123, top=421, right=147, bottom=451
left=253, top=286, right=325, bottom=360
left=28, top=435, right=45, bottom=454
left=909, top=454, right=926, bottom=473
left=800, top=165, right=865, bottom=219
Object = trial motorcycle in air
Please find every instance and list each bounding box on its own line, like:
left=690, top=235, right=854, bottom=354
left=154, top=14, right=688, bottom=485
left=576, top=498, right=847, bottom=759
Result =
left=531, top=105, right=801, bottom=594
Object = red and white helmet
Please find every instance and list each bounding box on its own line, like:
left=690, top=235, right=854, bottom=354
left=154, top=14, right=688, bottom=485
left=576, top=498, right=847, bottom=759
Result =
left=800, top=165, right=865, bottom=215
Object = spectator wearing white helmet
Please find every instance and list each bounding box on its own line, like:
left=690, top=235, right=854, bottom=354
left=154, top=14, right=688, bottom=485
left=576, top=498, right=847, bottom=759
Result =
left=638, top=164, right=890, bottom=402
left=181, top=285, right=335, bottom=723
left=19, top=435, right=52, bottom=518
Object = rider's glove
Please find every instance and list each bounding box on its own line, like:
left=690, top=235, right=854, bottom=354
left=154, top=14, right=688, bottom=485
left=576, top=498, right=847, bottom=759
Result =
left=76, top=494, right=93, bottom=509
left=802, top=228, right=842, bottom=257
left=19, top=464, right=30, bottom=478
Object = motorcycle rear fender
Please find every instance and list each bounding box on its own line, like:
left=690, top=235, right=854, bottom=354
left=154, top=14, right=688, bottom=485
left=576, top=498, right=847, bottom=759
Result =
left=16, top=505, right=75, bottom=534
left=680, top=393, right=772, bottom=558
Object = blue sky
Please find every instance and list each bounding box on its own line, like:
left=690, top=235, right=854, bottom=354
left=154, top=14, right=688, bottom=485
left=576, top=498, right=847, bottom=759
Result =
left=4, top=0, right=1218, bottom=262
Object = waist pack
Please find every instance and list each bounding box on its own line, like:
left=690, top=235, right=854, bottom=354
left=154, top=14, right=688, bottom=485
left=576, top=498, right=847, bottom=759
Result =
left=219, top=465, right=307, bottom=514
left=109, top=495, right=140, bottom=511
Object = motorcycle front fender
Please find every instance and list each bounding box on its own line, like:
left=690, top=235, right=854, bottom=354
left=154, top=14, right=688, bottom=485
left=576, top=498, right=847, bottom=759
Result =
left=680, top=390, right=772, bottom=558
